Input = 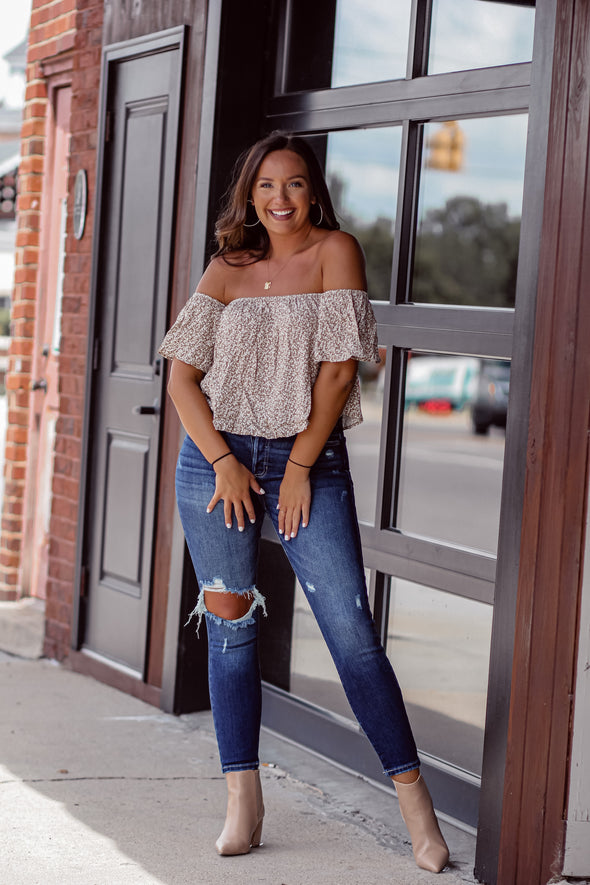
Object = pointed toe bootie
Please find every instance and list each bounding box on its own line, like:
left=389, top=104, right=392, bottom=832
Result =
left=215, top=769, right=264, bottom=856
left=394, top=774, right=449, bottom=873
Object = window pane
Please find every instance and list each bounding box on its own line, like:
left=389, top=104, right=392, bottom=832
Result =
left=429, top=0, right=535, bottom=74
left=322, top=127, right=401, bottom=301
left=396, top=353, right=508, bottom=554
left=346, top=359, right=385, bottom=525
left=283, top=0, right=411, bottom=92
left=387, top=579, right=492, bottom=775
left=412, top=115, right=528, bottom=308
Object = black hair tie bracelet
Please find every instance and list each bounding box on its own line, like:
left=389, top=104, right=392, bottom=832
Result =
left=211, top=452, right=232, bottom=466
left=288, top=457, right=313, bottom=469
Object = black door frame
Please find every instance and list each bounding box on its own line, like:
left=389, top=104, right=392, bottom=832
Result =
left=72, top=27, right=187, bottom=688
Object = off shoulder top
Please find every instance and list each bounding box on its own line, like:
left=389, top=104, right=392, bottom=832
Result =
left=158, top=289, right=379, bottom=438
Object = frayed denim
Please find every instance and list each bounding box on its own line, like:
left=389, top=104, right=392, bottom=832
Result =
left=175, top=428, right=419, bottom=776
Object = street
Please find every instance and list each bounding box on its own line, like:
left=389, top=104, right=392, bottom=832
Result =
left=347, top=391, right=505, bottom=554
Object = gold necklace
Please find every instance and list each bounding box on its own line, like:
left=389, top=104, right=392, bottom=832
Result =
left=264, top=251, right=298, bottom=290
left=263, top=228, right=311, bottom=290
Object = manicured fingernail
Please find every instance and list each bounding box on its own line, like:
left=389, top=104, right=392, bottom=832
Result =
left=302, top=522, right=308, bottom=528
left=226, top=523, right=231, bottom=529
left=276, top=504, right=280, bottom=510
left=284, top=535, right=289, bottom=542
left=238, top=526, right=244, bottom=533
left=259, top=489, right=265, bottom=494
left=290, top=532, right=296, bottom=538
left=279, top=528, right=283, bottom=534
left=250, top=518, right=256, bottom=524
left=206, top=508, right=211, bottom=513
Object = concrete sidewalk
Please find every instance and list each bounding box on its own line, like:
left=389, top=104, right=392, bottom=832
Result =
left=0, top=630, right=477, bottom=885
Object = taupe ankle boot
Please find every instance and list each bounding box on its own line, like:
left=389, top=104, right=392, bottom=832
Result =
left=394, top=774, right=449, bottom=873
left=215, top=769, right=264, bottom=856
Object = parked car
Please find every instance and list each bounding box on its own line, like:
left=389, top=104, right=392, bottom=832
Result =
left=404, top=355, right=479, bottom=412
left=471, top=359, right=511, bottom=434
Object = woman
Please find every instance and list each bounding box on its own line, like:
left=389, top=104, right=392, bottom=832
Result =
left=159, top=132, right=449, bottom=873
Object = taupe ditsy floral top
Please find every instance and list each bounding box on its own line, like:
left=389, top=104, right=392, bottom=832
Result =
left=158, top=289, right=379, bottom=438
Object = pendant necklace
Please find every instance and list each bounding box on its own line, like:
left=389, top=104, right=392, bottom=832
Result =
left=264, top=252, right=296, bottom=290
left=263, top=227, right=311, bottom=291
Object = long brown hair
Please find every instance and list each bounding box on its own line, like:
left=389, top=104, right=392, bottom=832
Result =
left=212, top=132, right=340, bottom=263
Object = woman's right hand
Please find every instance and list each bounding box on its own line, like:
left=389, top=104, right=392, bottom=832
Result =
left=206, top=455, right=265, bottom=531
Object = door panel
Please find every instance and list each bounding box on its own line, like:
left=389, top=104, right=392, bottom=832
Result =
left=84, top=44, right=182, bottom=675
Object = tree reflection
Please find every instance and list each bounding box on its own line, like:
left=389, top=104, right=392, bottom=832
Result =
left=331, top=170, right=520, bottom=307
left=413, top=196, right=520, bottom=308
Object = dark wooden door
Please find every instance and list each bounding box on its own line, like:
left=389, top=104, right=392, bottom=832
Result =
left=83, top=42, right=183, bottom=674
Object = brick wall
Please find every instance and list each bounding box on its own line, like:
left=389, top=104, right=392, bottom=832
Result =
left=0, top=1, right=76, bottom=600
left=0, top=0, right=103, bottom=658
left=44, top=0, right=103, bottom=659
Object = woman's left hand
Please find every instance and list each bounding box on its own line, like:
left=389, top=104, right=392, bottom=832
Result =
left=277, top=464, right=311, bottom=540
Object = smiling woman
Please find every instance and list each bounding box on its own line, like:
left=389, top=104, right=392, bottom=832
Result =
left=159, top=132, right=450, bottom=873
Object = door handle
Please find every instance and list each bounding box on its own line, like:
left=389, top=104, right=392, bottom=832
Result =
left=132, top=402, right=160, bottom=416
left=31, top=379, right=48, bottom=392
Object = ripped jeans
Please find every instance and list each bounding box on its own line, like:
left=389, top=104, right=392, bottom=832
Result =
left=175, top=428, right=419, bottom=777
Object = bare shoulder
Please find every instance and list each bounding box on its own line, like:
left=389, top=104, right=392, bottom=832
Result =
left=195, top=255, right=232, bottom=303
left=318, top=230, right=367, bottom=291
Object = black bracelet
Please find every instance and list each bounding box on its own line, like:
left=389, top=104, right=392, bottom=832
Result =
left=288, top=457, right=313, bottom=469
left=211, top=451, right=232, bottom=466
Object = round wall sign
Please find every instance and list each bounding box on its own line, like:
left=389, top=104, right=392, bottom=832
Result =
left=73, top=169, right=87, bottom=240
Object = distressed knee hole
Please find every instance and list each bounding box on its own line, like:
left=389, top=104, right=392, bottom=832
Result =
left=204, top=586, right=254, bottom=620
left=185, top=578, right=267, bottom=633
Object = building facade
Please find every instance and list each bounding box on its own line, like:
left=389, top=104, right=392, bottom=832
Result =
left=1, top=2, right=589, bottom=882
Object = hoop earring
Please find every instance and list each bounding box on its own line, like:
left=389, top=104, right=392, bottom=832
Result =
left=312, top=203, right=324, bottom=226
left=243, top=216, right=261, bottom=227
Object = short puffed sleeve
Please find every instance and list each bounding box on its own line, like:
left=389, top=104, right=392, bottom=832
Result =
left=158, top=292, right=225, bottom=373
left=313, top=289, right=380, bottom=364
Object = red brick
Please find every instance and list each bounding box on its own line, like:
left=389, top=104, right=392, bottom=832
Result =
left=0, top=551, right=20, bottom=568
left=25, top=100, right=46, bottom=120
left=20, top=118, right=46, bottom=139
left=24, top=81, right=47, bottom=101
left=15, top=229, right=40, bottom=248
left=1, top=517, right=22, bottom=534
left=52, top=476, right=80, bottom=500
left=7, top=410, right=29, bottom=427
left=6, top=427, right=28, bottom=445
left=51, top=495, right=78, bottom=520
left=16, top=194, right=42, bottom=212
left=47, top=558, right=74, bottom=582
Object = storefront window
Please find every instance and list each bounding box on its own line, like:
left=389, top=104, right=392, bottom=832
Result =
left=283, top=0, right=411, bottom=92
left=316, top=126, right=400, bottom=301
left=396, top=352, right=508, bottom=554
left=387, top=579, right=492, bottom=775
left=412, top=115, right=528, bottom=309
left=429, top=0, right=535, bottom=75
left=346, top=358, right=385, bottom=525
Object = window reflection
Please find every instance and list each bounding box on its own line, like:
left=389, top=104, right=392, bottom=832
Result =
left=396, top=353, right=508, bottom=554
left=429, top=0, right=535, bottom=75
left=283, top=0, right=411, bottom=92
left=387, top=579, right=492, bottom=775
left=319, top=127, right=400, bottom=301
left=412, top=115, right=528, bottom=308
left=346, top=356, right=385, bottom=525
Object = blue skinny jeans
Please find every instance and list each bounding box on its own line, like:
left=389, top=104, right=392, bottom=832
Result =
left=175, top=427, right=419, bottom=777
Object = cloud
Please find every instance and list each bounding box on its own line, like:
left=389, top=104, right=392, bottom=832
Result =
left=429, top=0, right=534, bottom=73
left=324, top=114, right=529, bottom=222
